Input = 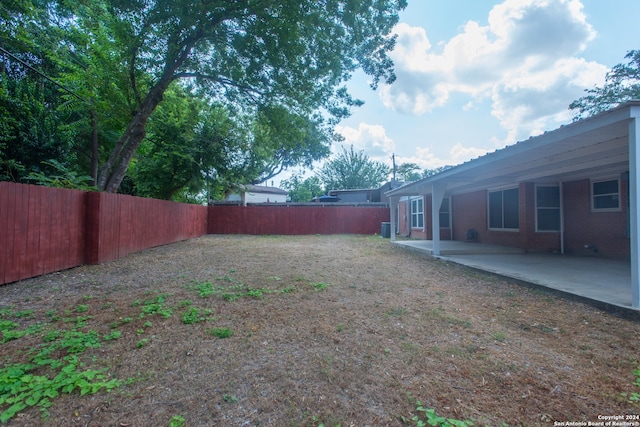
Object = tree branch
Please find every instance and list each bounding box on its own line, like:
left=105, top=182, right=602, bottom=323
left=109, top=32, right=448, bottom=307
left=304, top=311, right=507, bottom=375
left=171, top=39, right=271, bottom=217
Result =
left=173, top=72, right=264, bottom=100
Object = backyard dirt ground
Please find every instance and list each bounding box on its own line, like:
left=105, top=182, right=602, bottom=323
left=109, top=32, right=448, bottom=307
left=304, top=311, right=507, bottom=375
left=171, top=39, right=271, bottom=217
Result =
left=0, top=234, right=639, bottom=427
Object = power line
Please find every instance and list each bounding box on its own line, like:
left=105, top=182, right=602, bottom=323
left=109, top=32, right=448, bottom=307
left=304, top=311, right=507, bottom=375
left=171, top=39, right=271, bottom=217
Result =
left=0, top=45, right=90, bottom=104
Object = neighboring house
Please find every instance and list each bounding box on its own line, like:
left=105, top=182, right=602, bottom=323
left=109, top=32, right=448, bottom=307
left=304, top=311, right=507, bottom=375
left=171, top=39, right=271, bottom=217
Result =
left=328, top=180, right=405, bottom=204
left=385, top=101, right=640, bottom=308
left=225, top=184, right=288, bottom=206
left=328, top=188, right=379, bottom=203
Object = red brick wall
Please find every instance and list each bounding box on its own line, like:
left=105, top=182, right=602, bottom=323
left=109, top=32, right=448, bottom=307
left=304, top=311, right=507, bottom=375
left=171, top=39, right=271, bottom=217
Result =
left=563, top=179, right=629, bottom=258
left=452, top=190, right=487, bottom=241
left=450, top=185, right=561, bottom=251
left=401, top=179, right=629, bottom=258
left=397, top=196, right=451, bottom=240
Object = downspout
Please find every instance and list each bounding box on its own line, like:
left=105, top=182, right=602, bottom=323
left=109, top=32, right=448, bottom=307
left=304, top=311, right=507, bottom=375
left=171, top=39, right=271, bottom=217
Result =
left=390, top=196, right=398, bottom=241
left=407, top=197, right=412, bottom=237
left=432, top=181, right=446, bottom=256
left=629, top=116, right=640, bottom=309
left=559, top=181, right=565, bottom=255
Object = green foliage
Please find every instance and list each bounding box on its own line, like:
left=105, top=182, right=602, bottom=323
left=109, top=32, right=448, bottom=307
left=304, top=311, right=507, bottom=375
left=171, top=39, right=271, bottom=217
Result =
left=132, top=295, right=173, bottom=318
left=570, top=50, right=640, bottom=120
left=169, top=415, right=186, bottom=427
left=402, top=399, right=474, bottom=427
left=222, top=394, right=238, bottom=403
left=309, top=282, right=330, bottom=291
left=181, top=307, right=214, bottom=325
left=0, top=71, right=79, bottom=184
left=422, top=166, right=453, bottom=179
left=629, top=366, right=640, bottom=402
left=2, top=0, right=406, bottom=194
left=208, top=327, right=234, bottom=339
left=396, top=163, right=422, bottom=182
left=281, top=173, right=324, bottom=202
left=0, top=307, right=126, bottom=423
left=317, top=145, right=390, bottom=190
left=26, top=160, right=95, bottom=190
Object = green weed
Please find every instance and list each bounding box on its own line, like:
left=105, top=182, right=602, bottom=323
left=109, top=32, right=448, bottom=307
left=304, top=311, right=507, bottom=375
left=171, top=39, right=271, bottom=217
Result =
left=245, top=288, right=264, bottom=298
left=133, top=295, right=173, bottom=318
left=627, top=366, right=640, bottom=402
left=208, top=327, right=234, bottom=338
left=0, top=309, right=127, bottom=423
left=169, top=414, right=186, bottom=427
left=309, top=282, right=330, bottom=291
left=181, top=307, right=214, bottom=325
left=402, top=397, right=473, bottom=427
left=222, top=394, right=237, bottom=403
left=103, top=330, right=122, bottom=341
left=193, top=281, right=216, bottom=298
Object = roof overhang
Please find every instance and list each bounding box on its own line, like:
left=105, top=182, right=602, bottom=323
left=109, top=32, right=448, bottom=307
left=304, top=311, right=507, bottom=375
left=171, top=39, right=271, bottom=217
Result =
left=386, top=101, right=640, bottom=198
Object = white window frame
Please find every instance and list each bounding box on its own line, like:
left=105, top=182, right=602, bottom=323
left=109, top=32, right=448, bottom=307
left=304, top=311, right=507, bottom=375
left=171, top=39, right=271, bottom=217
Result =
left=439, top=197, right=451, bottom=228
left=535, top=185, right=560, bottom=232
left=591, top=178, right=621, bottom=212
left=487, top=187, right=519, bottom=231
left=410, top=197, right=424, bottom=229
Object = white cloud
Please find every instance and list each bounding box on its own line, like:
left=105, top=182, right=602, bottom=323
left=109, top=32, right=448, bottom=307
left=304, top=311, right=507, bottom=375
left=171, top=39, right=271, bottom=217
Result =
left=335, top=122, right=490, bottom=172
left=395, top=144, right=491, bottom=171
left=334, top=123, right=396, bottom=164
left=381, top=0, right=608, bottom=144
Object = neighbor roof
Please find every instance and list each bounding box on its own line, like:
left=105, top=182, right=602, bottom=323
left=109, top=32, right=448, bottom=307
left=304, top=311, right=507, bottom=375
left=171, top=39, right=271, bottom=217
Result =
left=235, top=184, right=288, bottom=195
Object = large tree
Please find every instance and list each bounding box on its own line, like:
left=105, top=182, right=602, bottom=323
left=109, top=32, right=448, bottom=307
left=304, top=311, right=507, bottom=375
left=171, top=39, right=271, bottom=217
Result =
left=11, top=0, right=406, bottom=193
left=395, top=162, right=421, bottom=182
left=317, top=145, right=390, bottom=190
left=281, top=172, right=324, bottom=202
left=570, top=50, right=640, bottom=120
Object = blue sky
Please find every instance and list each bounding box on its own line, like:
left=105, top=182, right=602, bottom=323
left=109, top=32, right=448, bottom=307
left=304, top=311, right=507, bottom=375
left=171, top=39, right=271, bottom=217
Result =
left=275, top=0, right=640, bottom=186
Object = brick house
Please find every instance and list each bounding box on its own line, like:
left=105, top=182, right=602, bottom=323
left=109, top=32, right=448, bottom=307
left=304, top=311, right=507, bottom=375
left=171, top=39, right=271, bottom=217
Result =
left=386, top=101, right=640, bottom=308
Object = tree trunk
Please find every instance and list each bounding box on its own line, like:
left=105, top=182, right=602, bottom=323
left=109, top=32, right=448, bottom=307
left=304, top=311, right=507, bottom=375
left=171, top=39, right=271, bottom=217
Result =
left=90, top=108, right=98, bottom=186
left=96, top=36, right=198, bottom=193
left=97, top=79, right=172, bottom=193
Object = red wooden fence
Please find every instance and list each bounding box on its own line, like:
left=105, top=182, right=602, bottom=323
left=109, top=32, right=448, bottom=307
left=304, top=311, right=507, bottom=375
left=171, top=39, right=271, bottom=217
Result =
left=208, top=204, right=389, bottom=235
left=1, top=182, right=390, bottom=285
left=0, top=182, right=86, bottom=285
left=1, top=182, right=208, bottom=285
left=85, top=191, right=208, bottom=264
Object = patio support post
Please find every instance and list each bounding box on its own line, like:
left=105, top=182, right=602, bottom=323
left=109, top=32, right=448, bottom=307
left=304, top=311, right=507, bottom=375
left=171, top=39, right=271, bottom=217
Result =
left=390, top=196, right=398, bottom=241
left=630, top=117, right=640, bottom=308
left=431, top=182, right=446, bottom=256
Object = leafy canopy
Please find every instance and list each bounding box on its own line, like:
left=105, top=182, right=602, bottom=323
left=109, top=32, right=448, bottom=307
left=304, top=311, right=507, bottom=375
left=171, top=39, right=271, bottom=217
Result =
left=1, top=0, right=407, bottom=194
left=570, top=50, right=640, bottom=120
left=281, top=173, right=324, bottom=202
left=317, top=145, right=390, bottom=190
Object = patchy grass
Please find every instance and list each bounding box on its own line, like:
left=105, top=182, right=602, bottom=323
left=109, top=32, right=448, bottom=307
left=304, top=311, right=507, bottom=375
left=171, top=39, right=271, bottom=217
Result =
left=0, top=234, right=638, bottom=426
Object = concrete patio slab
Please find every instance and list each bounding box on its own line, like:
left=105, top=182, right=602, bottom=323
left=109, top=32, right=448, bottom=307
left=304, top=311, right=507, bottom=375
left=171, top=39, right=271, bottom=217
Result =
left=391, top=239, right=638, bottom=320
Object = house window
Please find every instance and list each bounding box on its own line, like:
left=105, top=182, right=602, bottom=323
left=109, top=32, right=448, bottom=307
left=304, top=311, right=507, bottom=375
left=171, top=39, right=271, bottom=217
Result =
left=536, top=185, right=560, bottom=232
left=488, top=188, right=519, bottom=230
left=439, top=197, right=450, bottom=228
left=592, top=179, right=620, bottom=211
left=411, top=197, right=424, bottom=229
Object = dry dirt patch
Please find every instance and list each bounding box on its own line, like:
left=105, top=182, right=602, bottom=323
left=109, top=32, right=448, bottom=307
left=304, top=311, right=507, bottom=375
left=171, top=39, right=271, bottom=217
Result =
left=0, top=234, right=638, bottom=426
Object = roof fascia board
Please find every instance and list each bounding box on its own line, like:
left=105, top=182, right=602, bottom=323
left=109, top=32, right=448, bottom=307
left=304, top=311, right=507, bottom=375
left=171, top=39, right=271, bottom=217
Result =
left=385, top=102, right=640, bottom=198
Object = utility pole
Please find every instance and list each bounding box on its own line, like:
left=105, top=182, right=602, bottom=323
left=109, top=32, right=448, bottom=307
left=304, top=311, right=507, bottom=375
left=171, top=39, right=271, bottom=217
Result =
left=392, top=153, right=397, bottom=182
